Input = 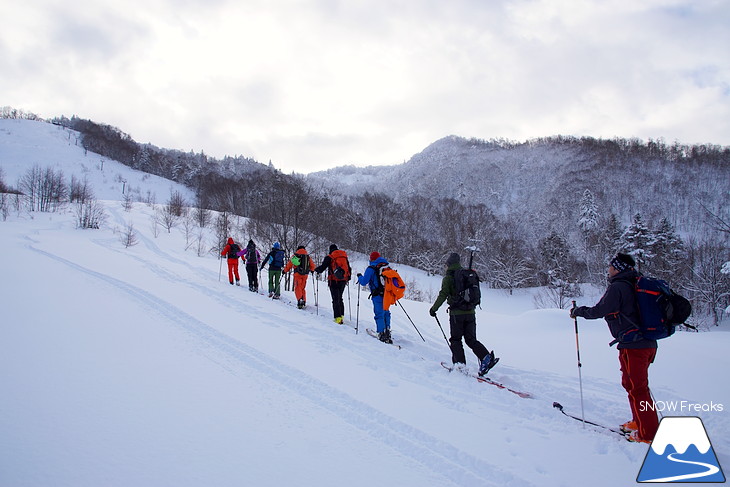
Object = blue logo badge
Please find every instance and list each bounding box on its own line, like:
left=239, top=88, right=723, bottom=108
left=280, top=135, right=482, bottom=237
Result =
left=637, top=416, right=726, bottom=483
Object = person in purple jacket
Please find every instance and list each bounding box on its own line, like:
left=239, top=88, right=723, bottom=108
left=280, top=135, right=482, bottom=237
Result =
left=238, top=240, right=261, bottom=293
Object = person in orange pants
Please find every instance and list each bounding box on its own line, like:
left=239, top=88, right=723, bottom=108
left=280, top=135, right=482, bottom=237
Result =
left=220, top=237, right=242, bottom=285
left=283, top=246, right=315, bottom=309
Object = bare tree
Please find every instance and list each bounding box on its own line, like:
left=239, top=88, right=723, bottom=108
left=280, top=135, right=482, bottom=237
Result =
left=684, top=239, right=730, bottom=326
left=121, top=222, right=138, bottom=248
left=18, top=165, right=68, bottom=212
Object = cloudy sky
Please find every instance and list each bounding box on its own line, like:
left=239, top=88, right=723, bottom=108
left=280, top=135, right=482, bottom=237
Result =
left=2, top=0, right=729, bottom=173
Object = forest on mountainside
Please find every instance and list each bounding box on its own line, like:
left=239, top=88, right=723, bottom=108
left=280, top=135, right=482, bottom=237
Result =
left=2, top=109, right=728, bottom=325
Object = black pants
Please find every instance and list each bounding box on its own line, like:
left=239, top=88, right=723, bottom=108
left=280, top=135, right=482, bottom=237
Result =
left=449, top=312, right=489, bottom=365
left=246, top=264, right=258, bottom=289
left=329, top=280, right=347, bottom=318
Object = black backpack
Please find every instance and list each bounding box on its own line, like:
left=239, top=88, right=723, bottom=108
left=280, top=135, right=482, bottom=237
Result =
left=450, top=268, right=481, bottom=310
left=227, top=243, right=240, bottom=259
left=293, top=253, right=310, bottom=275
left=245, top=246, right=257, bottom=264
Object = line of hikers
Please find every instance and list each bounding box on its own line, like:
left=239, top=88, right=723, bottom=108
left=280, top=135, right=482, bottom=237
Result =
left=221, top=238, right=499, bottom=371
left=223, top=238, right=662, bottom=444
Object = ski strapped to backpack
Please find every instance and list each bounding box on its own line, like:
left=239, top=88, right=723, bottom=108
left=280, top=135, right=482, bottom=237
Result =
left=370, top=263, right=406, bottom=310
left=611, top=275, right=693, bottom=346
left=450, top=268, right=481, bottom=311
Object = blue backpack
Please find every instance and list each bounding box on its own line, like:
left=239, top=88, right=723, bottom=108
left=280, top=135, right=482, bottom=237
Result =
left=613, top=276, right=692, bottom=346
left=269, top=248, right=285, bottom=269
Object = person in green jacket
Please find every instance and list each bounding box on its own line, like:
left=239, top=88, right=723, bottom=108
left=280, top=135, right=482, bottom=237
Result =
left=429, top=252, right=498, bottom=376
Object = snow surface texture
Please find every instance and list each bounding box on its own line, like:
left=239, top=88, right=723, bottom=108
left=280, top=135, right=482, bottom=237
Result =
left=1, top=119, right=728, bottom=486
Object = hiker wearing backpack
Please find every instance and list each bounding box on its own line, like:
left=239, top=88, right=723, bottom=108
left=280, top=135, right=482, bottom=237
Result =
left=240, top=240, right=261, bottom=293
left=570, top=253, right=659, bottom=444
left=220, top=237, right=242, bottom=286
left=314, top=244, right=352, bottom=324
left=429, top=252, right=498, bottom=376
left=283, top=245, right=315, bottom=309
left=260, top=242, right=286, bottom=299
left=356, top=252, right=393, bottom=343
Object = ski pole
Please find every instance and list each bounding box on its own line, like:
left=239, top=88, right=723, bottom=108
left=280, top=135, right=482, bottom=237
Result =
left=571, top=300, right=586, bottom=428
left=356, top=283, right=361, bottom=335
left=313, top=271, right=319, bottom=315
left=397, top=301, right=425, bottom=342
left=218, top=255, right=223, bottom=282
left=433, top=314, right=451, bottom=349
left=347, top=283, right=352, bottom=321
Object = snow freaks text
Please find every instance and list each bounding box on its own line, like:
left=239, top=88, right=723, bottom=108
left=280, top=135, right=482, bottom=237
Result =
left=640, top=400, right=724, bottom=413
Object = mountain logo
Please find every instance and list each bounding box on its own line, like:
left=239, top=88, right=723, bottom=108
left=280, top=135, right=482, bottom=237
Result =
left=637, top=416, right=726, bottom=483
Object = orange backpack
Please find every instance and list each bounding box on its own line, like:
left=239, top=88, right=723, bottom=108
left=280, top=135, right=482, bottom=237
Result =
left=329, top=249, right=351, bottom=281
left=380, top=267, right=406, bottom=310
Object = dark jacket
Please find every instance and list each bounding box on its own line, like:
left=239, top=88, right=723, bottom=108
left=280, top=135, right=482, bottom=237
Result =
left=430, top=262, right=474, bottom=316
left=576, top=269, right=657, bottom=349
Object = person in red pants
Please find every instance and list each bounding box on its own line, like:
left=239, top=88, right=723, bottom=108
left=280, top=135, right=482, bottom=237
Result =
left=220, top=237, right=242, bottom=285
left=570, top=253, right=659, bottom=443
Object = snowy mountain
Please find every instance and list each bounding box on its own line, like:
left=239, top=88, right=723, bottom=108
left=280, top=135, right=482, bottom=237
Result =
left=1, top=119, right=729, bottom=486
left=307, top=134, right=730, bottom=234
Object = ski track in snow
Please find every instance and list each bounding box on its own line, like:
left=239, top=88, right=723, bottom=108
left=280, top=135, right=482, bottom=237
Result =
left=28, top=242, right=532, bottom=487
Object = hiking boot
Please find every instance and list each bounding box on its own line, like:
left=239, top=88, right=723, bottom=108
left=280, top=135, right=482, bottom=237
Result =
left=236, top=280, right=240, bottom=286
left=334, top=316, right=344, bottom=325
left=478, top=351, right=499, bottom=377
left=620, top=420, right=638, bottom=434
left=378, top=331, right=393, bottom=344
left=627, top=431, right=651, bottom=444
left=273, top=294, right=280, bottom=300
left=268, top=292, right=273, bottom=298
left=297, top=299, right=306, bottom=309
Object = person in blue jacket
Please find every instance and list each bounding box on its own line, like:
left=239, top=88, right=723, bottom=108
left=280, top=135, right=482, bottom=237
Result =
left=357, top=252, right=392, bottom=343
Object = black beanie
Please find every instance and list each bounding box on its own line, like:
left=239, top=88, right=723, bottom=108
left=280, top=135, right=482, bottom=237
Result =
left=610, top=253, right=635, bottom=272
left=446, top=253, right=461, bottom=266
left=329, top=244, right=338, bottom=253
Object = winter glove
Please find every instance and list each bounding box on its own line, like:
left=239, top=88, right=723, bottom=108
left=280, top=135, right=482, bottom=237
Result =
left=356, top=273, right=362, bottom=278
left=429, top=308, right=437, bottom=317
left=570, top=306, right=588, bottom=319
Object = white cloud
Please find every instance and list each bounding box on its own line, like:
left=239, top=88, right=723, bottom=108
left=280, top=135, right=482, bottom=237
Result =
left=2, top=0, right=729, bottom=173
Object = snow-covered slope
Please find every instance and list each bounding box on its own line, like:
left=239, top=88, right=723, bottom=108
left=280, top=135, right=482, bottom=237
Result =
left=0, top=119, right=193, bottom=203
left=1, top=119, right=728, bottom=486
left=3, top=194, right=729, bottom=487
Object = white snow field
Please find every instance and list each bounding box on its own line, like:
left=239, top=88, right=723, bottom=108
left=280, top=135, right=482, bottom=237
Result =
left=1, top=119, right=728, bottom=486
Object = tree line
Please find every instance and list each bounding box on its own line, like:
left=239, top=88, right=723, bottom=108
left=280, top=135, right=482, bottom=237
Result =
left=2, top=112, right=727, bottom=326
